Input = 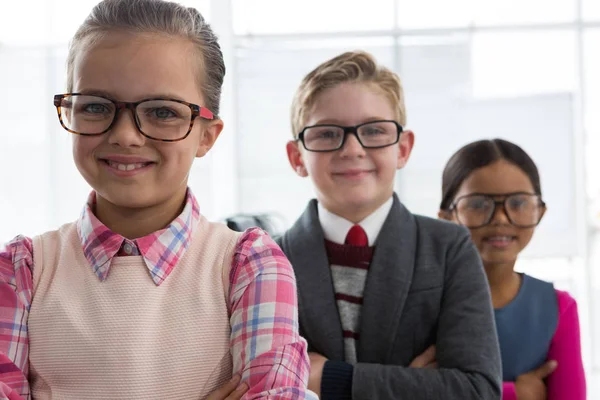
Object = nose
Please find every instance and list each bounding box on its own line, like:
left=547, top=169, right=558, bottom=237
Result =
left=107, top=107, right=146, bottom=147
left=339, top=132, right=366, bottom=158
left=489, top=202, right=511, bottom=225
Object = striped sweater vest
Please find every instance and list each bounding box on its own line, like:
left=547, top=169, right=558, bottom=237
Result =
left=324, top=239, right=374, bottom=365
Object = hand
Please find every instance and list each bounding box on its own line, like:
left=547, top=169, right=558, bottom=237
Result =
left=515, top=360, right=558, bottom=400
left=206, top=375, right=249, bottom=400
left=409, top=345, right=437, bottom=369
left=308, top=352, right=328, bottom=398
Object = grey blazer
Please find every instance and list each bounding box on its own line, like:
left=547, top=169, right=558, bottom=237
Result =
left=276, top=195, right=502, bottom=400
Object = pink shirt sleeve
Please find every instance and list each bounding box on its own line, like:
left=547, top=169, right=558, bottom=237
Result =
left=0, top=236, right=34, bottom=400
left=545, top=289, right=586, bottom=400
left=229, top=228, right=317, bottom=400
left=502, top=382, right=517, bottom=400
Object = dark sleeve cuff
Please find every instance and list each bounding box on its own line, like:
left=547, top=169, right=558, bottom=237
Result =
left=320, top=360, right=353, bottom=400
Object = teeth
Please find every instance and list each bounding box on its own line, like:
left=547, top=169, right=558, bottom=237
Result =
left=488, top=236, right=513, bottom=241
left=108, top=161, right=146, bottom=171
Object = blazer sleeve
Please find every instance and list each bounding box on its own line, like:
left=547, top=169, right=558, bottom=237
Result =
left=349, top=227, right=502, bottom=400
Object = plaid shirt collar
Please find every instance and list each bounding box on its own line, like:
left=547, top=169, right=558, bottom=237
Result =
left=76, top=188, right=200, bottom=286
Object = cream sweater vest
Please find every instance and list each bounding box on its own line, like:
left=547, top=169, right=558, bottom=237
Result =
left=28, top=216, right=241, bottom=400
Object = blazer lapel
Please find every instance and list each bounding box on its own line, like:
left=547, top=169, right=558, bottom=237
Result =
left=357, top=195, right=417, bottom=363
left=282, top=200, right=345, bottom=360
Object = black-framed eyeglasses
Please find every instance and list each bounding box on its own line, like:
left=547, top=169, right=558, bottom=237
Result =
left=449, top=192, right=546, bottom=229
left=53, top=93, right=216, bottom=142
left=296, top=120, right=403, bottom=152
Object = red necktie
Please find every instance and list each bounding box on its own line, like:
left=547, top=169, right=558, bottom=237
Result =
left=345, top=225, right=368, bottom=247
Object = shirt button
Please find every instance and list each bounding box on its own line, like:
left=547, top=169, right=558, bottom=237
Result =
left=123, top=243, right=133, bottom=255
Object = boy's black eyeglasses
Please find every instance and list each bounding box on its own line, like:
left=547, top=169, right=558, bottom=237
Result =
left=296, top=120, right=403, bottom=152
left=53, top=93, right=216, bottom=142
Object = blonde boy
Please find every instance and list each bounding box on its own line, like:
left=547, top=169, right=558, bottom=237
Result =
left=276, top=51, right=502, bottom=400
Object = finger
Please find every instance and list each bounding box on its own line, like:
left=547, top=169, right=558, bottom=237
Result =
left=409, top=345, right=436, bottom=368
left=226, top=382, right=249, bottom=400
left=425, top=361, right=438, bottom=369
left=206, top=375, right=241, bottom=400
left=409, top=355, right=425, bottom=368
left=422, top=345, right=436, bottom=357
left=419, top=346, right=437, bottom=364
left=534, top=360, right=558, bottom=379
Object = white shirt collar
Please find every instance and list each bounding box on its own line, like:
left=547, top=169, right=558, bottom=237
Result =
left=317, top=196, right=394, bottom=246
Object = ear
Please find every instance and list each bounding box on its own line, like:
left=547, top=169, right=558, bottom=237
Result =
left=438, top=209, right=453, bottom=222
left=397, top=129, right=415, bottom=169
left=538, top=204, right=547, bottom=224
left=196, top=119, right=225, bottom=158
left=286, top=140, right=308, bottom=177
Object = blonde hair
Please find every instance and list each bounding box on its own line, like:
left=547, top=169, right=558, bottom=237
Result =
left=66, top=0, right=225, bottom=116
left=290, top=50, right=406, bottom=137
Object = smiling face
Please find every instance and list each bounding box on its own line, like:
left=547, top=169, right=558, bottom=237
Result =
left=443, top=159, right=545, bottom=268
left=70, top=31, right=223, bottom=213
left=286, top=81, right=414, bottom=223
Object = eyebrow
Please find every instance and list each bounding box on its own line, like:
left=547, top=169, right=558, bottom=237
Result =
left=462, top=192, right=538, bottom=197
left=311, top=117, right=392, bottom=125
left=74, top=89, right=188, bottom=102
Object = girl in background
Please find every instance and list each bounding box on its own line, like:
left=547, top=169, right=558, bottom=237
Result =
left=439, top=138, right=586, bottom=400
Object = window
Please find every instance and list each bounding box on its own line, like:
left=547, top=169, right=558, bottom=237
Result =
left=0, top=0, right=54, bottom=46
left=0, top=0, right=210, bottom=46
left=583, top=0, right=600, bottom=21
left=471, top=30, right=577, bottom=98
left=583, top=29, right=600, bottom=199
left=473, top=0, right=576, bottom=25
left=396, top=0, right=474, bottom=29
left=232, top=0, right=395, bottom=35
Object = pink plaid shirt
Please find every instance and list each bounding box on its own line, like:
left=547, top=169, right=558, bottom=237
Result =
left=0, top=189, right=315, bottom=400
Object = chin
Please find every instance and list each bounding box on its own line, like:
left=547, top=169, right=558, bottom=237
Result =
left=339, top=196, right=379, bottom=211
left=97, top=188, right=157, bottom=209
left=482, top=254, right=518, bottom=267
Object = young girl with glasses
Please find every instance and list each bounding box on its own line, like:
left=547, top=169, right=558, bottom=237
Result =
left=439, top=138, right=586, bottom=400
left=0, top=1, right=315, bottom=399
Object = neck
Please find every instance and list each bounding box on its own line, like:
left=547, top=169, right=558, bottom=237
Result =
left=94, top=188, right=188, bottom=239
left=323, top=196, right=392, bottom=224
left=484, top=260, right=522, bottom=309
left=340, top=209, right=373, bottom=225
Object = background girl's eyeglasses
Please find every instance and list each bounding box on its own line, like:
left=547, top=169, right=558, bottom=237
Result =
left=448, top=192, right=546, bottom=229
